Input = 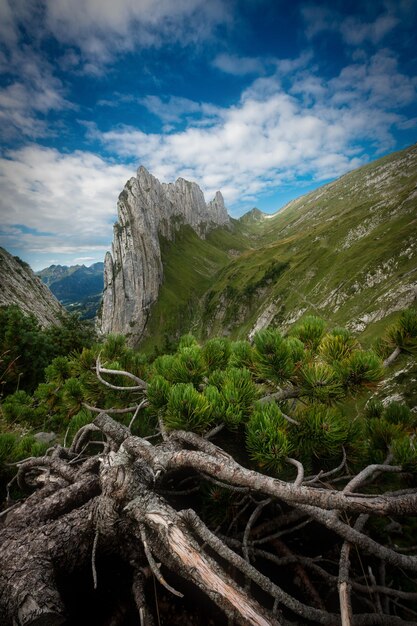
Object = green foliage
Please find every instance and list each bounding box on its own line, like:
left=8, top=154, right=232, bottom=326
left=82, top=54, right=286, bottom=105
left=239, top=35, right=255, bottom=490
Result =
left=178, top=334, right=199, bottom=349
left=318, top=332, right=358, bottom=363
left=253, top=329, right=295, bottom=383
left=152, top=354, right=177, bottom=381
left=215, top=367, right=257, bottom=428
left=1, top=390, right=34, bottom=424
left=202, top=385, right=225, bottom=422
left=44, top=312, right=96, bottom=356
left=1, top=304, right=416, bottom=495
left=365, top=418, right=402, bottom=463
left=290, top=316, right=326, bottom=350
left=13, top=435, right=48, bottom=460
left=362, top=400, right=417, bottom=467
left=67, top=408, right=94, bottom=442
left=337, top=350, right=384, bottom=391
left=285, top=336, right=305, bottom=364
left=45, top=356, right=71, bottom=384
left=165, top=383, right=213, bottom=432
left=202, top=338, right=231, bottom=371
left=364, top=398, right=384, bottom=419
left=62, top=378, right=84, bottom=414
left=100, top=334, right=127, bottom=360
left=246, top=402, right=290, bottom=473
left=384, top=308, right=417, bottom=353
left=392, top=436, right=417, bottom=472
left=147, top=375, right=171, bottom=410
left=294, top=404, right=351, bottom=470
left=229, top=340, right=255, bottom=370
left=384, top=402, right=415, bottom=427
left=0, top=305, right=52, bottom=395
left=330, top=327, right=354, bottom=341
left=298, top=361, right=343, bottom=402
left=152, top=346, right=206, bottom=385
left=0, top=432, right=17, bottom=465
left=172, top=346, right=206, bottom=385
left=0, top=431, right=48, bottom=484
left=0, top=305, right=95, bottom=395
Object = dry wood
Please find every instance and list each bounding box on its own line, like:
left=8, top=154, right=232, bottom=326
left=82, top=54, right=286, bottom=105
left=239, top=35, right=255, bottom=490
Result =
left=1, top=411, right=417, bottom=626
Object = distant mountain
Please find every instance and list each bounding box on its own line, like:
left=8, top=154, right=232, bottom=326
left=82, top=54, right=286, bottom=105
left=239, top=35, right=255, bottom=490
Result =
left=238, top=207, right=265, bottom=223
left=0, top=248, right=65, bottom=326
left=37, top=263, right=104, bottom=319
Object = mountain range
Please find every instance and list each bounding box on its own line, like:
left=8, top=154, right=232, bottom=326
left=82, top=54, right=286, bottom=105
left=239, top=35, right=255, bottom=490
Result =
left=36, top=262, right=104, bottom=319
left=96, top=143, right=417, bottom=358
left=2, top=143, right=416, bottom=370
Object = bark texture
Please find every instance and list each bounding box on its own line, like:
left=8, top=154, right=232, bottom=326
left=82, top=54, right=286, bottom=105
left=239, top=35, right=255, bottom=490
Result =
left=1, top=412, right=417, bottom=626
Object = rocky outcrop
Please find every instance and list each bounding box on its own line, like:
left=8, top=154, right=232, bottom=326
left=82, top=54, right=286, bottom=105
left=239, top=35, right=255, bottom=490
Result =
left=98, top=167, right=229, bottom=344
left=0, top=247, right=65, bottom=326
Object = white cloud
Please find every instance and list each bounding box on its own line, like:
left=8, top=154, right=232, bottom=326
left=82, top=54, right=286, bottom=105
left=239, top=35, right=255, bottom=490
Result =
left=302, top=4, right=399, bottom=46
left=92, top=49, right=414, bottom=206
left=0, top=146, right=133, bottom=267
left=139, top=95, right=209, bottom=124
left=212, top=51, right=313, bottom=79
left=329, top=50, right=417, bottom=109
left=341, top=14, right=399, bottom=45
left=212, top=53, right=266, bottom=76
left=0, top=0, right=231, bottom=80
left=8, top=0, right=228, bottom=66
left=0, top=33, right=75, bottom=141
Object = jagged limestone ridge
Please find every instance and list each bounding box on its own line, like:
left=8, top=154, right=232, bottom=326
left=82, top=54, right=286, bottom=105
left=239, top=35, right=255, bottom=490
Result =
left=0, top=247, right=65, bottom=326
left=99, top=166, right=230, bottom=343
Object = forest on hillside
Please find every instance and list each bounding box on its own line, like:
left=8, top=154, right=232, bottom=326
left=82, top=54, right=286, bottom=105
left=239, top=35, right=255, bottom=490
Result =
left=1, top=303, right=417, bottom=625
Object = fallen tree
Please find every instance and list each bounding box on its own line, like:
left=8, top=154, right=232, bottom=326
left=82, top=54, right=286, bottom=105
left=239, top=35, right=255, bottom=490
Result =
left=1, top=312, right=417, bottom=625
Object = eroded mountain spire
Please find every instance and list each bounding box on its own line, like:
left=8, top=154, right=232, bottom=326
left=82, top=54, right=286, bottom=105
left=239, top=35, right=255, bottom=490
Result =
left=98, top=167, right=229, bottom=345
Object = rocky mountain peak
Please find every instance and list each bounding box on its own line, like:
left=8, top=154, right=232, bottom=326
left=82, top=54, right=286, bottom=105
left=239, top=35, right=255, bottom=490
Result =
left=0, top=247, right=65, bottom=326
left=98, top=168, right=230, bottom=344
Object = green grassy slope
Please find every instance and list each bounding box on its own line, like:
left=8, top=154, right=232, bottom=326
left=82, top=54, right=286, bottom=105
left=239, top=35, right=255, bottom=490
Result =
left=195, top=144, right=417, bottom=340
left=140, top=222, right=253, bottom=352
left=142, top=144, right=417, bottom=354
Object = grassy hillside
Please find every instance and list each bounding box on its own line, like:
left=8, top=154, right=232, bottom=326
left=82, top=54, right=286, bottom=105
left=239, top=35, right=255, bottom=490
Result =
left=200, top=144, right=416, bottom=340
left=140, top=222, right=253, bottom=351
left=142, top=144, right=417, bottom=360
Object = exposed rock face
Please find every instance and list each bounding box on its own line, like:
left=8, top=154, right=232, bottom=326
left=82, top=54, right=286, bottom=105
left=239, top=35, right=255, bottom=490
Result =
left=99, top=167, right=229, bottom=344
left=0, top=247, right=65, bottom=326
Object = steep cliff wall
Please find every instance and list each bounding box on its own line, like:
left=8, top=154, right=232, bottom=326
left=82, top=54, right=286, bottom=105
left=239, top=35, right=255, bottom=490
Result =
left=0, top=247, right=65, bottom=326
left=98, top=167, right=229, bottom=344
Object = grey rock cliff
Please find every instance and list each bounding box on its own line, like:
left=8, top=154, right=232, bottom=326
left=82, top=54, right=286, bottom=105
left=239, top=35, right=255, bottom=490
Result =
left=0, top=248, right=65, bottom=326
left=98, top=167, right=229, bottom=344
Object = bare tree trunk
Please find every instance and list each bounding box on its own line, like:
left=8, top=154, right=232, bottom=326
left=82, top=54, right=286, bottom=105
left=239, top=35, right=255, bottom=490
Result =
left=1, top=412, right=417, bottom=626
left=0, top=501, right=96, bottom=626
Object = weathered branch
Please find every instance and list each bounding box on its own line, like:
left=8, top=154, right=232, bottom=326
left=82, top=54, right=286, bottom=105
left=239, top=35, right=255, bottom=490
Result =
left=2, top=408, right=416, bottom=626
left=383, top=346, right=401, bottom=367
left=298, top=504, right=417, bottom=571
left=338, top=514, right=369, bottom=626
left=162, top=447, right=417, bottom=516
left=181, top=508, right=341, bottom=625
left=124, top=495, right=280, bottom=626
left=258, top=387, right=301, bottom=404
left=343, top=463, right=403, bottom=495
left=96, top=356, right=148, bottom=390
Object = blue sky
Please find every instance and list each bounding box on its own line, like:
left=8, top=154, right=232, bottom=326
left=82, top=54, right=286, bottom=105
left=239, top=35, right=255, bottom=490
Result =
left=0, top=0, right=416, bottom=271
